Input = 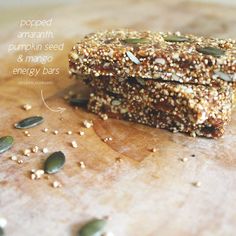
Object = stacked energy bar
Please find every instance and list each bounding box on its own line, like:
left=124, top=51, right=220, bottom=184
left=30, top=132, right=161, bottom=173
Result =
left=69, top=29, right=236, bottom=138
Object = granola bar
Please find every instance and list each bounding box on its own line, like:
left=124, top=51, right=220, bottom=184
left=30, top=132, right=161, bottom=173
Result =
left=69, top=29, right=236, bottom=86
left=88, top=91, right=232, bottom=138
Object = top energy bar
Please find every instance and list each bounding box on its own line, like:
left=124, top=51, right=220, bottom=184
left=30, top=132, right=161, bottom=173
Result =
left=69, top=29, right=236, bottom=86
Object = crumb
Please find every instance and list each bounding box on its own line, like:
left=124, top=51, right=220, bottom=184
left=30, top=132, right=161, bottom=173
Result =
left=31, top=169, right=44, bottom=180
left=102, top=232, right=114, bottom=236
left=42, top=128, right=48, bottom=133
left=71, top=140, right=78, bottom=148
left=191, top=154, right=196, bottom=157
left=79, top=131, right=85, bottom=136
left=193, top=181, right=201, bottom=187
left=83, top=120, right=93, bottom=128
left=52, top=181, right=62, bottom=188
left=181, top=157, right=188, bottom=162
left=115, top=157, right=122, bottom=162
left=10, top=155, right=18, bottom=161
left=17, top=160, right=24, bottom=164
left=42, top=148, right=49, bottom=153
left=67, top=130, right=72, bottom=135
left=23, top=149, right=31, bottom=156
left=32, top=146, right=39, bottom=153
left=0, top=217, right=7, bottom=228
left=101, top=114, right=108, bottom=120
left=22, top=104, right=32, bottom=111
left=79, top=161, right=86, bottom=169
left=151, top=148, right=157, bottom=153
left=53, top=130, right=59, bottom=135
left=103, top=137, right=112, bottom=142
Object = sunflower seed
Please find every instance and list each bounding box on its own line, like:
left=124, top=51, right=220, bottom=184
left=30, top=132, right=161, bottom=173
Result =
left=196, top=47, right=225, bottom=57
left=126, top=51, right=140, bottom=64
left=15, top=116, right=44, bottom=129
left=0, top=136, right=14, bottom=154
left=122, top=38, right=150, bottom=44
left=44, top=151, right=65, bottom=174
left=69, top=98, right=88, bottom=107
left=0, top=227, right=4, bottom=236
left=78, top=218, right=107, bottom=236
left=136, top=77, right=146, bottom=86
left=164, top=35, right=190, bottom=42
left=111, top=100, right=121, bottom=106
left=213, top=71, right=232, bottom=82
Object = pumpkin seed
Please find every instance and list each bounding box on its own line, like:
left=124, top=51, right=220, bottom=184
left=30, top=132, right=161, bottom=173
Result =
left=78, top=218, right=106, bottom=236
left=164, top=35, right=190, bottom=42
left=120, top=108, right=128, bottom=114
left=69, top=98, right=88, bottom=107
left=44, top=151, right=65, bottom=174
left=122, top=38, right=150, bottom=44
left=126, top=51, right=140, bottom=64
left=196, top=46, right=225, bottom=57
left=15, top=116, right=44, bottom=129
left=0, top=227, right=4, bottom=236
left=136, top=77, right=146, bottom=86
left=214, top=71, right=232, bottom=82
left=0, top=136, right=14, bottom=154
left=111, top=99, right=121, bottom=106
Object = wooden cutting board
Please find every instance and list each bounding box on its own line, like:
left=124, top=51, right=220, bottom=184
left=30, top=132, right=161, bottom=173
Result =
left=0, top=1, right=236, bottom=235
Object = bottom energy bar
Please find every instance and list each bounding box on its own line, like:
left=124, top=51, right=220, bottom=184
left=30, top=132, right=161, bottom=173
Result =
left=87, top=91, right=233, bottom=138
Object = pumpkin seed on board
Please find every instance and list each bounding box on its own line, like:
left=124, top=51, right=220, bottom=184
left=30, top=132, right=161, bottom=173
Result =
left=111, top=99, right=122, bottom=106
left=0, top=227, right=4, bottom=236
left=15, top=116, right=44, bottom=129
left=122, top=38, right=150, bottom=44
left=78, top=219, right=107, bottom=236
left=0, top=136, right=14, bottom=154
left=196, top=46, right=225, bottom=57
left=214, top=71, right=232, bottom=82
left=69, top=98, right=88, bottom=107
left=126, top=51, right=140, bottom=64
left=164, top=35, right=190, bottom=42
left=44, top=151, right=65, bottom=174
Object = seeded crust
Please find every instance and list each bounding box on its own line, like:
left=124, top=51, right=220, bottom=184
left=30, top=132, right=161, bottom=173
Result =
left=88, top=92, right=232, bottom=138
left=83, top=75, right=234, bottom=126
left=69, top=29, right=236, bottom=86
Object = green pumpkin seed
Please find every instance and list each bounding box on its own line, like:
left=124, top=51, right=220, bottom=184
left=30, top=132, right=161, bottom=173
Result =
left=78, top=218, right=106, bottom=236
left=196, top=46, right=225, bottom=57
left=136, top=77, right=146, bottom=86
left=111, top=99, right=121, bottom=106
left=0, top=136, right=14, bottom=154
left=44, top=151, right=65, bottom=174
left=164, top=35, right=190, bottom=42
left=122, top=38, right=150, bottom=44
left=126, top=51, right=140, bottom=65
left=15, top=116, right=44, bottom=129
left=214, top=71, right=232, bottom=82
left=69, top=98, right=88, bottom=107
left=0, top=227, right=4, bottom=236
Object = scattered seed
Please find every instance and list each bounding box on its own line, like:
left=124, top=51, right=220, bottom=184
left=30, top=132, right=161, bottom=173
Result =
left=42, top=148, right=49, bottom=154
left=196, top=46, right=225, bottom=57
left=31, top=169, right=44, bottom=179
left=151, top=148, right=157, bottom=153
left=23, top=149, right=31, bottom=156
left=78, top=218, right=107, bottom=236
left=67, top=131, right=73, bottom=135
left=213, top=71, right=232, bottom=82
left=103, top=137, right=112, bottom=143
left=42, top=128, right=48, bottom=133
left=15, top=116, right=44, bottom=129
left=71, top=140, right=78, bottom=148
left=52, top=181, right=62, bottom=188
left=136, top=77, right=146, bottom=86
left=126, top=51, right=140, bottom=64
left=83, top=120, right=93, bottom=128
left=193, top=181, right=201, bottom=187
left=22, top=104, right=32, bottom=111
left=23, top=131, right=29, bottom=135
left=181, top=157, right=188, bottom=162
left=164, top=35, right=190, bottom=42
left=0, top=136, right=14, bottom=154
left=26, top=133, right=31, bottom=137
left=10, top=155, right=18, bottom=161
left=122, top=38, right=150, bottom=44
left=69, top=98, right=88, bottom=107
left=79, top=161, right=86, bottom=169
left=44, top=151, right=66, bottom=174
left=101, top=114, right=108, bottom=120
left=79, top=131, right=85, bottom=136
left=17, top=160, right=24, bottom=164
left=53, top=130, right=59, bottom=135
left=32, top=146, right=39, bottom=153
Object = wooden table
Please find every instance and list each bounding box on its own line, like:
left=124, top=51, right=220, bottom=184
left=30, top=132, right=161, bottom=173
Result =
left=0, top=0, right=235, bottom=235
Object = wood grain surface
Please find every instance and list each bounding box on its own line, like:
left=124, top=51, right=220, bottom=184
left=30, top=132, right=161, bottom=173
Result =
left=0, top=0, right=236, bottom=235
